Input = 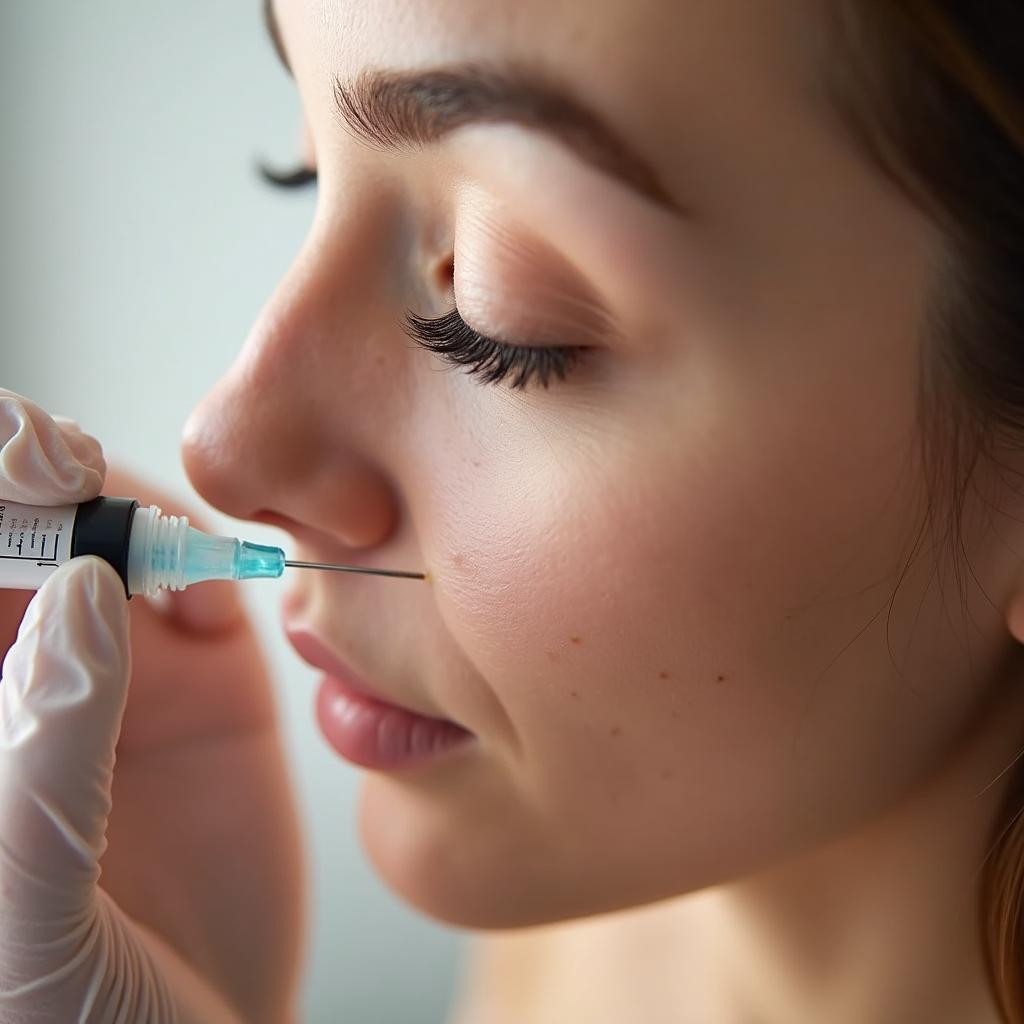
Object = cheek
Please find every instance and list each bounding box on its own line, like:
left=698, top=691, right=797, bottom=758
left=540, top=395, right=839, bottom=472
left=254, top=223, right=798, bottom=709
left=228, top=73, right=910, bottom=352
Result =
left=423, top=411, right=797, bottom=763
left=423, top=378, right=936, bottom=811
left=399, top=362, right=995, bottom=922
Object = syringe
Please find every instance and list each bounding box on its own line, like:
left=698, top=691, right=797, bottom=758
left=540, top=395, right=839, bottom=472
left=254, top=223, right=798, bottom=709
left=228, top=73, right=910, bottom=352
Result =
left=0, top=496, right=428, bottom=598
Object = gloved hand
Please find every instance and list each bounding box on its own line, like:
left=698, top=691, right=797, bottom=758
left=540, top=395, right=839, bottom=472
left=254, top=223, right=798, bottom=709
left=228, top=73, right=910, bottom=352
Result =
left=0, top=389, right=304, bottom=1023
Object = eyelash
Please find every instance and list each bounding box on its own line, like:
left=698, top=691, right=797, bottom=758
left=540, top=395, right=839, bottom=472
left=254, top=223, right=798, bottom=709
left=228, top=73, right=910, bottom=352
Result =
left=404, top=309, right=586, bottom=391
left=260, top=163, right=318, bottom=189
left=262, top=167, right=585, bottom=391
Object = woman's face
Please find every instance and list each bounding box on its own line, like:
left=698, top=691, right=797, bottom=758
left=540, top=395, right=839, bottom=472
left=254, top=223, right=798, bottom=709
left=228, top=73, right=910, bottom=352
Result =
left=182, top=0, right=1023, bottom=927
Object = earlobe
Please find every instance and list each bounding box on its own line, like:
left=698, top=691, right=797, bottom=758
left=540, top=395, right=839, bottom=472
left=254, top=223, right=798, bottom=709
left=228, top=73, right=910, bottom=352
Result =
left=1006, top=584, right=1024, bottom=646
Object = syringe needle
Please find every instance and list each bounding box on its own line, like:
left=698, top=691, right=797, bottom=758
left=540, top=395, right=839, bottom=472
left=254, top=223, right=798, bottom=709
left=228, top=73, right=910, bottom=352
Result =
left=283, top=560, right=428, bottom=580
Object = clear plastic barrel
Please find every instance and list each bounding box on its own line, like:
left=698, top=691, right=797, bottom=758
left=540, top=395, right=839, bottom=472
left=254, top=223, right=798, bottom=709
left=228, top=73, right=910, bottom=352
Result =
left=126, top=504, right=286, bottom=596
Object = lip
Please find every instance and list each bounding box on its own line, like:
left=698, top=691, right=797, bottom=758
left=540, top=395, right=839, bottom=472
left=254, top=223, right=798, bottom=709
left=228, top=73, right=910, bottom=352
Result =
left=315, top=673, right=475, bottom=771
left=283, top=621, right=475, bottom=771
left=284, top=623, right=401, bottom=707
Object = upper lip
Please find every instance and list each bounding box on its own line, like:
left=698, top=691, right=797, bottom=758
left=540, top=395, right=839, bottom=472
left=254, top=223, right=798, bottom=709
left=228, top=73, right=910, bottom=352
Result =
left=282, top=618, right=445, bottom=721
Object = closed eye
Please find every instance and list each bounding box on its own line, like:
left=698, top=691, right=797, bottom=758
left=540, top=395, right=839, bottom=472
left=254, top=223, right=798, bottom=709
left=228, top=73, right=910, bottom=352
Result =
left=259, top=163, right=318, bottom=189
left=403, top=308, right=587, bottom=391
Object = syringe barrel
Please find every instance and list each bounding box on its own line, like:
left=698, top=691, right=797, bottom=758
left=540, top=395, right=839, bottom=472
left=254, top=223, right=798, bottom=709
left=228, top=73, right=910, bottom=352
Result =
left=0, top=496, right=283, bottom=597
left=0, top=496, right=138, bottom=598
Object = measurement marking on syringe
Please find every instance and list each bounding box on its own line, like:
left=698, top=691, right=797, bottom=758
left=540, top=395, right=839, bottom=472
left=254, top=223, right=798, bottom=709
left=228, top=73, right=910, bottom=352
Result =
left=0, top=501, right=77, bottom=591
left=0, top=532, right=61, bottom=561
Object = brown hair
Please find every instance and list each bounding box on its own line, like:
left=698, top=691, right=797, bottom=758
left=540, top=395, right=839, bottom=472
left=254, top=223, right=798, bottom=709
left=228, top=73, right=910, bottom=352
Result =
left=826, top=2, right=1024, bottom=1019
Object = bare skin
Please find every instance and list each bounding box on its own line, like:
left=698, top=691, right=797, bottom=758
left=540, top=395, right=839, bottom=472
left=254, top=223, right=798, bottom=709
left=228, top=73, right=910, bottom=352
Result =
left=175, top=0, right=1024, bottom=1020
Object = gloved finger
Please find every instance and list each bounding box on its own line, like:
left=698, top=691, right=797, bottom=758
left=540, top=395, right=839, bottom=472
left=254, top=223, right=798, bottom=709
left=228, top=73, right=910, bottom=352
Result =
left=51, top=413, right=106, bottom=482
left=0, top=555, right=130, bottom=923
left=0, top=388, right=106, bottom=504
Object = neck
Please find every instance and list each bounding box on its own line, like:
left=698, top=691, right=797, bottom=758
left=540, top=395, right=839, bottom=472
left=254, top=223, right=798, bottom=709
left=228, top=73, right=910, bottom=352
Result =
left=454, top=651, right=1024, bottom=1024
left=693, top=650, right=1024, bottom=1024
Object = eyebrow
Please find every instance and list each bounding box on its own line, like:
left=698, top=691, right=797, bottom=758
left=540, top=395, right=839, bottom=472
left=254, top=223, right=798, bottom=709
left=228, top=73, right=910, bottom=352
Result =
left=263, top=0, right=679, bottom=213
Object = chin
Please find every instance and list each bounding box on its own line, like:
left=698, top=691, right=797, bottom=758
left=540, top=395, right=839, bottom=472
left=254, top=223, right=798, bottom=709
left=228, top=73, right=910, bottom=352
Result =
left=356, top=771, right=623, bottom=930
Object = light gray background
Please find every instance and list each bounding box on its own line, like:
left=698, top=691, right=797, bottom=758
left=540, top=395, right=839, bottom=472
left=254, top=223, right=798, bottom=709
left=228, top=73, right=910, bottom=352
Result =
left=0, top=3, right=466, bottom=1021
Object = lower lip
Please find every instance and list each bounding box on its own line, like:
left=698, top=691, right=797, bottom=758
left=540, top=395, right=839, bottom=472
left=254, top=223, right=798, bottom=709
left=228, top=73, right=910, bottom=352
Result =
left=315, top=674, right=475, bottom=771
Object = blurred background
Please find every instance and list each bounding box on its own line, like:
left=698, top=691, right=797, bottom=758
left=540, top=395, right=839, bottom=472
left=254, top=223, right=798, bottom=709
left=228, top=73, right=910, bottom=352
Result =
left=0, top=2, right=465, bottom=1021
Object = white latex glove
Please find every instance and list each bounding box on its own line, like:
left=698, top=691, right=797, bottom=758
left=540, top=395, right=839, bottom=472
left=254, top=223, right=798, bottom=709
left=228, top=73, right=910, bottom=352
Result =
left=0, top=389, right=244, bottom=1024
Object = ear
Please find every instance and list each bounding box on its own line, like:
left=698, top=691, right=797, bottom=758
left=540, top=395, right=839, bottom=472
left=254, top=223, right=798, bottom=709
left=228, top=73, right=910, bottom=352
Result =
left=1006, top=566, right=1024, bottom=646
left=989, top=448, right=1024, bottom=646
left=1008, top=604, right=1024, bottom=647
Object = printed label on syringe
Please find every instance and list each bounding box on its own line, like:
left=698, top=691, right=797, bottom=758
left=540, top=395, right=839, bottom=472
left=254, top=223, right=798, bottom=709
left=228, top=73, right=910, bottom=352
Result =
left=0, top=500, right=78, bottom=590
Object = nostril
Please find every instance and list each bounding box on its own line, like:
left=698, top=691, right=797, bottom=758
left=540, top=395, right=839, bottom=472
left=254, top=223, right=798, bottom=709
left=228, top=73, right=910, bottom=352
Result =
left=249, top=509, right=305, bottom=533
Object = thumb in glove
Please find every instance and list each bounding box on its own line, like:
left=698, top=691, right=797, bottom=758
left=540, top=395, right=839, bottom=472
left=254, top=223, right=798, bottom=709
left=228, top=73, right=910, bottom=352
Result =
left=0, top=555, right=129, bottom=922
left=0, top=556, right=246, bottom=1024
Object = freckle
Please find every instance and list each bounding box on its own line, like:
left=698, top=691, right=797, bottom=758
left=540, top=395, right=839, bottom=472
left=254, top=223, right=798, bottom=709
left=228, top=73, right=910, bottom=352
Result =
left=716, top=674, right=726, bottom=683
left=658, top=670, right=671, bottom=680
left=570, top=635, right=582, bottom=645
left=670, top=710, right=680, bottom=720
left=609, top=725, right=622, bottom=738
left=570, top=690, right=579, bottom=698
left=376, top=355, right=385, bottom=366
left=472, top=460, right=481, bottom=468
left=546, top=650, right=560, bottom=662
left=452, top=553, right=465, bottom=568
left=660, top=768, right=673, bottom=780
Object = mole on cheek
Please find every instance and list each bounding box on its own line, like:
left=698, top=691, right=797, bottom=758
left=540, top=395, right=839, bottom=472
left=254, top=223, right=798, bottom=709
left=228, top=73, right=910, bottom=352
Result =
left=609, top=726, right=622, bottom=738
left=658, top=670, right=671, bottom=680
left=716, top=674, right=726, bottom=683
left=569, top=635, right=582, bottom=645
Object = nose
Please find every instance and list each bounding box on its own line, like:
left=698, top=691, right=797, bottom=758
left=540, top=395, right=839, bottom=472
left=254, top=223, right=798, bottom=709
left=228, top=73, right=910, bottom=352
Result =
left=181, top=217, right=403, bottom=554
